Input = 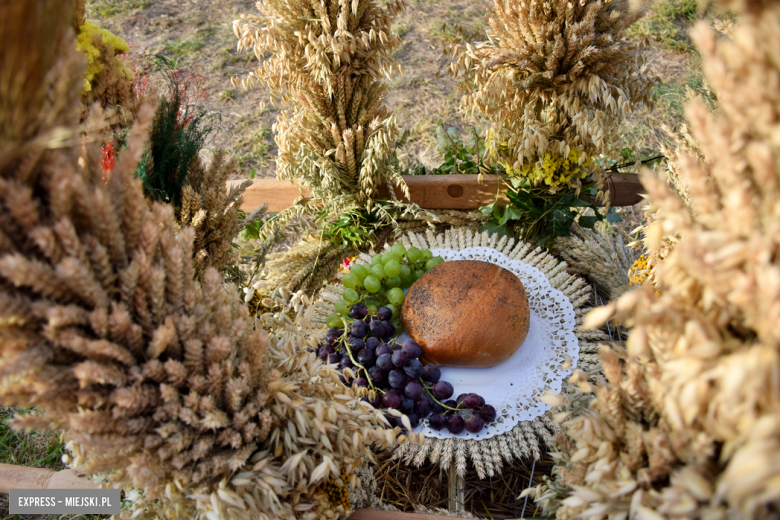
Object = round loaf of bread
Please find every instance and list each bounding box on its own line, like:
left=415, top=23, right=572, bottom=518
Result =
left=401, top=260, right=530, bottom=368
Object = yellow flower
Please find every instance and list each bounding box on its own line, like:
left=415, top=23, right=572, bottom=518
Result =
left=628, top=254, right=649, bottom=286
left=502, top=148, right=587, bottom=188
left=75, top=22, right=131, bottom=94
left=628, top=254, right=661, bottom=296
left=318, top=467, right=351, bottom=510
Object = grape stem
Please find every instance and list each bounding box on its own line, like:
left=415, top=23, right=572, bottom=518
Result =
left=336, top=252, right=434, bottom=399
left=336, top=317, right=385, bottom=395
left=421, top=380, right=463, bottom=412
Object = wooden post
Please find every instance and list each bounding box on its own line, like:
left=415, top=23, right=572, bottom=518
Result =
left=447, top=459, right=464, bottom=513
left=373, top=174, right=511, bottom=210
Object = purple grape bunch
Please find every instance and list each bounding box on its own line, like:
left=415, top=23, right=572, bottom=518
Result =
left=318, top=305, right=498, bottom=435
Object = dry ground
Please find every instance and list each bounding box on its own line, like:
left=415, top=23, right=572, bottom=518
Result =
left=85, top=0, right=711, bottom=179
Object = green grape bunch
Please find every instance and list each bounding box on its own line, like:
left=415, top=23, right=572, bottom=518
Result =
left=326, top=244, right=445, bottom=330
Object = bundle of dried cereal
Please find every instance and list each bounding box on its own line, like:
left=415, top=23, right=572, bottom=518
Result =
left=530, top=0, right=780, bottom=517
left=553, top=224, right=639, bottom=300
left=453, top=0, right=656, bottom=198
left=0, top=3, right=393, bottom=519
left=233, top=0, right=410, bottom=215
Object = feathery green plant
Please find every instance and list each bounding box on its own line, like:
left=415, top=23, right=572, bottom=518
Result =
left=135, top=59, right=215, bottom=206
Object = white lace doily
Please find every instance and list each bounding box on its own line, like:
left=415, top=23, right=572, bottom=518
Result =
left=402, top=247, right=579, bottom=441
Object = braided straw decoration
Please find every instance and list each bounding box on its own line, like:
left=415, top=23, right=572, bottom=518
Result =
left=314, top=227, right=609, bottom=478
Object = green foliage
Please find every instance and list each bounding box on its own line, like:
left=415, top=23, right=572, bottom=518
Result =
left=627, top=0, right=701, bottom=52
left=479, top=178, right=622, bottom=249
left=317, top=205, right=386, bottom=250
left=616, top=147, right=666, bottom=167
left=0, top=408, right=65, bottom=470
left=652, top=62, right=718, bottom=119
left=392, top=22, right=412, bottom=38
left=480, top=149, right=671, bottom=248
left=432, top=125, right=482, bottom=175
left=87, top=0, right=149, bottom=18
left=403, top=124, right=504, bottom=176
left=0, top=409, right=113, bottom=519
left=135, top=59, right=215, bottom=206
left=162, top=29, right=214, bottom=65
left=240, top=211, right=266, bottom=241
left=320, top=210, right=373, bottom=249
left=431, top=22, right=486, bottom=45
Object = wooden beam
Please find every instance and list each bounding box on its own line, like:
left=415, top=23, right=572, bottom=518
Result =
left=347, top=509, right=472, bottom=520
left=229, top=173, right=644, bottom=213
left=583, top=172, right=645, bottom=207
left=0, top=464, right=97, bottom=494
left=229, top=178, right=311, bottom=213
left=374, top=174, right=510, bottom=210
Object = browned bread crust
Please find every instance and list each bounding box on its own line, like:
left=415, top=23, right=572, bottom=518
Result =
left=401, top=260, right=530, bottom=368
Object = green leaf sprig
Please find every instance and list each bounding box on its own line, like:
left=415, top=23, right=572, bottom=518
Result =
left=479, top=177, right=622, bottom=248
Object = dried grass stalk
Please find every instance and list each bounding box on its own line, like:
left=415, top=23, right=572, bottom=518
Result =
left=72, top=0, right=85, bottom=32
left=554, top=224, right=639, bottom=300
left=179, top=151, right=266, bottom=277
